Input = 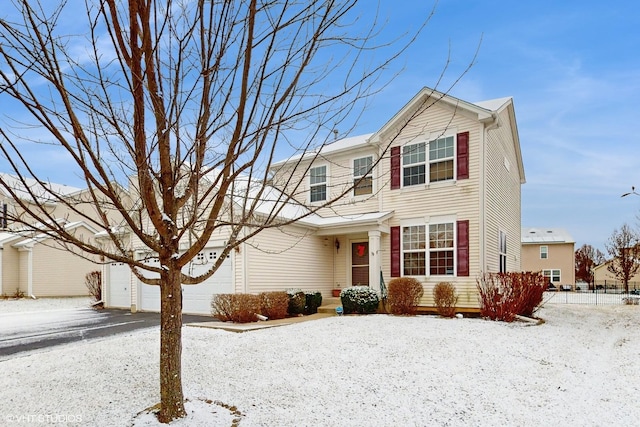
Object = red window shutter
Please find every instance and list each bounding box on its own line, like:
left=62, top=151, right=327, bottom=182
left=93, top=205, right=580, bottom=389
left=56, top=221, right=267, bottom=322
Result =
left=390, top=146, right=401, bottom=190
left=457, top=220, right=469, bottom=276
left=391, top=226, right=400, bottom=277
left=457, top=131, right=469, bottom=180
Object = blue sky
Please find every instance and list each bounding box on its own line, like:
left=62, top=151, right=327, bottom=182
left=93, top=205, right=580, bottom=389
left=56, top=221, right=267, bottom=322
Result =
left=1, top=0, right=638, bottom=252
left=345, top=0, right=640, bottom=252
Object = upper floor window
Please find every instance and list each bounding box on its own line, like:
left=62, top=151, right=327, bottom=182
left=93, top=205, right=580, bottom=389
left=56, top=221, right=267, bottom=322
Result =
left=309, top=165, right=327, bottom=203
left=353, top=156, right=373, bottom=196
left=402, top=135, right=456, bottom=187
left=499, top=230, right=507, bottom=273
left=402, top=143, right=426, bottom=186
left=540, top=245, right=548, bottom=259
left=429, top=136, right=454, bottom=182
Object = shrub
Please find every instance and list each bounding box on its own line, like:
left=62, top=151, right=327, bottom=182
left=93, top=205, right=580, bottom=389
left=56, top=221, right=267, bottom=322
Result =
left=304, top=291, right=323, bottom=314
left=258, top=291, right=289, bottom=320
left=286, top=289, right=306, bottom=315
left=476, top=272, right=546, bottom=322
left=340, top=286, right=379, bottom=314
left=433, top=282, right=458, bottom=318
left=387, top=277, right=424, bottom=315
left=211, top=293, right=261, bottom=323
left=85, top=271, right=102, bottom=302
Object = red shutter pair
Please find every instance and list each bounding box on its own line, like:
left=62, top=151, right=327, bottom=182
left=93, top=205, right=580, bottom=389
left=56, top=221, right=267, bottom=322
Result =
left=390, top=220, right=469, bottom=277
left=390, top=131, right=469, bottom=188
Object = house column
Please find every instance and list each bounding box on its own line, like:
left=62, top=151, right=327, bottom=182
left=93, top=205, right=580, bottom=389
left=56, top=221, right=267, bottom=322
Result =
left=368, top=230, right=381, bottom=293
left=18, top=246, right=33, bottom=297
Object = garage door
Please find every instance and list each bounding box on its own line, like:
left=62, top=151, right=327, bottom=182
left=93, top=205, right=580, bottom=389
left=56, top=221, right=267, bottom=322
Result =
left=139, top=248, right=233, bottom=315
left=108, top=262, right=131, bottom=308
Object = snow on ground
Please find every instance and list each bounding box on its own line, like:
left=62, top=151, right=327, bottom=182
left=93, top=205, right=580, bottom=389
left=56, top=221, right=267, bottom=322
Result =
left=1, top=304, right=639, bottom=426
left=0, top=297, right=91, bottom=313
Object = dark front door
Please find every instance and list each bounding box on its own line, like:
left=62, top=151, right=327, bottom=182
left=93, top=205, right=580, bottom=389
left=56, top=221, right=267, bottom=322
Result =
left=351, top=241, right=369, bottom=286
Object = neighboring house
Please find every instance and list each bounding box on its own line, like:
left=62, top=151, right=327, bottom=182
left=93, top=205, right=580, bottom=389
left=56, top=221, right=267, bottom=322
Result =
left=103, top=86, right=525, bottom=314
left=592, top=261, right=640, bottom=290
left=521, top=227, right=575, bottom=289
left=0, top=174, right=106, bottom=297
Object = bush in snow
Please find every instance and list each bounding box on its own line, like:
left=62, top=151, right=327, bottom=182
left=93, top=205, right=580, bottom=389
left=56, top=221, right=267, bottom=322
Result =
left=304, top=291, right=323, bottom=314
left=340, top=286, right=379, bottom=314
left=476, top=272, right=546, bottom=321
left=432, top=282, right=458, bottom=318
left=211, top=293, right=261, bottom=323
left=286, top=289, right=306, bottom=315
left=259, top=291, right=289, bottom=320
left=85, top=271, right=102, bottom=302
left=387, top=277, right=424, bottom=315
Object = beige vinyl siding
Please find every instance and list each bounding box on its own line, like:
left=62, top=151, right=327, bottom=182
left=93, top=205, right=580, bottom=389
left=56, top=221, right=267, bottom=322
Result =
left=271, top=148, right=380, bottom=217
left=31, top=242, right=97, bottom=296
left=483, top=107, right=522, bottom=274
left=243, top=224, right=333, bottom=295
left=376, top=104, right=484, bottom=308
left=521, top=242, right=575, bottom=286
left=1, top=245, right=20, bottom=295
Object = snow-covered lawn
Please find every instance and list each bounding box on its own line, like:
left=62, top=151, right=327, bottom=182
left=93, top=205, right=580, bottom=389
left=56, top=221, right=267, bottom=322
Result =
left=1, top=304, right=639, bottom=426
left=0, top=297, right=91, bottom=313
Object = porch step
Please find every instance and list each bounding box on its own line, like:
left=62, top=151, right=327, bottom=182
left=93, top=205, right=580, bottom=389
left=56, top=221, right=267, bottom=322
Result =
left=317, top=297, right=341, bottom=315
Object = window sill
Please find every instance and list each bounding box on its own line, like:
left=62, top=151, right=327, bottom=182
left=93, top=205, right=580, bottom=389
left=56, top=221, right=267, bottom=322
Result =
left=400, top=180, right=456, bottom=193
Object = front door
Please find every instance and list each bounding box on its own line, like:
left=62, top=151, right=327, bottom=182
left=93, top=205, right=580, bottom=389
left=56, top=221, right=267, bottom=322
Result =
left=351, top=241, right=369, bottom=286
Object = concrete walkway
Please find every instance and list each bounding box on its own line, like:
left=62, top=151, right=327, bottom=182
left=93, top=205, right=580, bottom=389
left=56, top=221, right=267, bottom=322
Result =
left=187, top=297, right=343, bottom=333
left=187, top=312, right=335, bottom=333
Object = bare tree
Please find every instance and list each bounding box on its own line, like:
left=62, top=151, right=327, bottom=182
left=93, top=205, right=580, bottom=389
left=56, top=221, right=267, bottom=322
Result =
left=0, top=0, right=449, bottom=422
left=605, top=224, right=640, bottom=293
left=574, top=243, right=605, bottom=289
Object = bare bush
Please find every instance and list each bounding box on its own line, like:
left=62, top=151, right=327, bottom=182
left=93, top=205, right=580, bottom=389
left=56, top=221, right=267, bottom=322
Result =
left=433, top=282, right=458, bottom=318
left=476, top=272, right=546, bottom=321
left=211, top=294, right=261, bottom=323
left=259, top=292, right=290, bottom=320
left=387, top=278, right=424, bottom=315
left=85, top=271, right=102, bottom=302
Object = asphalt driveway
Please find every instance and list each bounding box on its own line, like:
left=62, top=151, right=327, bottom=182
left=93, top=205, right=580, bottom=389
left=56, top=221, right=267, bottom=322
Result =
left=0, top=307, right=214, bottom=360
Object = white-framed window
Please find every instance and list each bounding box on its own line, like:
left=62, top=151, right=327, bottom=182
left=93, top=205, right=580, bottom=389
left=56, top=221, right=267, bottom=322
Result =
left=402, top=225, right=426, bottom=276
left=540, top=245, right=548, bottom=259
left=402, top=134, right=456, bottom=187
left=353, top=156, right=373, bottom=196
left=499, top=230, right=507, bottom=273
left=543, top=269, right=560, bottom=283
left=429, top=136, right=455, bottom=182
left=402, top=142, right=426, bottom=187
left=429, top=222, right=454, bottom=275
left=401, top=221, right=455, bottom=276
left=309, top=165, right=327, bottom=202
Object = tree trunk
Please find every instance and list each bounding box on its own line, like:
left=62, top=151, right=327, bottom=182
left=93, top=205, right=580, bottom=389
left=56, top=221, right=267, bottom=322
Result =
left=157, top=267, right=185, bottom=423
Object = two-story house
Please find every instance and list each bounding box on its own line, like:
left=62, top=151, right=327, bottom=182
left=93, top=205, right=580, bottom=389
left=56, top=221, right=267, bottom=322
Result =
left=103, top=86, right=525, bottom=314
left=521, top=227, right=575, bottom=289
left=0, top=173, right=106, bottom=297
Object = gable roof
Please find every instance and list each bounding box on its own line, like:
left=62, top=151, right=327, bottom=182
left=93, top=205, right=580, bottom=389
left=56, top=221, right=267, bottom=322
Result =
left=521, top=227, right=575, bottom=244
left=0, top=173, right=82, bottom=205
left=11, top=220, right=99, bottom=249
left=270, top=133, right=374, bottom=169
left=270, top=86, right=525, bottom=183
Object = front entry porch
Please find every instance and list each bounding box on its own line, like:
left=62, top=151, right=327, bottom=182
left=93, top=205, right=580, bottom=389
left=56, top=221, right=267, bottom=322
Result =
left=314, top=211, right=392, bottom=295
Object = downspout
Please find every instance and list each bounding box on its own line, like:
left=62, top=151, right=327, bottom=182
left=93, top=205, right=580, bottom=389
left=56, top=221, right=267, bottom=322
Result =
left=242, top=230, right=248, bottom=293
left=481, top=113, right=500, bottom=272
left=0, top=246, right=3, bottom=296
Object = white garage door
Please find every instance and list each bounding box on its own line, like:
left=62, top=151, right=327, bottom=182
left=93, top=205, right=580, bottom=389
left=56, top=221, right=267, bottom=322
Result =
left=139, top=248, right=233, bottom=315
left=108, top=262, right=131, bottom=308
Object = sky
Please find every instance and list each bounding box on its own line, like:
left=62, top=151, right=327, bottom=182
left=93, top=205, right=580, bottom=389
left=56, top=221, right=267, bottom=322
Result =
left=1, top=0, right=639, bottom=252
left=346, top=0, right=640, bottom=252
